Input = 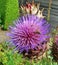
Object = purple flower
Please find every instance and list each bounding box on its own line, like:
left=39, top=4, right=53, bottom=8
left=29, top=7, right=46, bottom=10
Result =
left=8, top=15, right=50, bottom=53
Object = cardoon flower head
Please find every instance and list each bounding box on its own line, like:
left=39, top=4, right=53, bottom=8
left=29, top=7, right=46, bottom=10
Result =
left=7, top=1, right=51, bottom=58
left=8, top=14, right=50, bottom=58
left=21, top=1, right=45, bottom=18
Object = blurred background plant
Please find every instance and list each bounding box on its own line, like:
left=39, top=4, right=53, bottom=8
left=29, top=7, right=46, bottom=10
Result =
left=0, top=42, right=26, bottom=65
left=0, top=40, right=58, bottom=65
left=51, top=26, right=58, bottom=62
left=0, top=15, right=2, bottom=26
left=0, top=0, right=7, bottom=29
left=0, top=0, right=19, bottom=30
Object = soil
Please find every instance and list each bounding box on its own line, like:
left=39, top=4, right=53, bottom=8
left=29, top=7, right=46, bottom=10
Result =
left=0, top=28, right=9, bottom=43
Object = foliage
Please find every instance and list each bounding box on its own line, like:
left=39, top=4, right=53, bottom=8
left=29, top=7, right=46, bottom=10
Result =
left=33, top=58, right=58, bottom=65
left=0, top=0, right=19, bottom=30
left=0, top=0, right=7, bottom=26
left=0, top=42, right=24, bottom=65
left=0, top=15, right=2, bottom=26
left=51, top=27, right=58, bottom=61
left=0, top=42, right=58, bottom=65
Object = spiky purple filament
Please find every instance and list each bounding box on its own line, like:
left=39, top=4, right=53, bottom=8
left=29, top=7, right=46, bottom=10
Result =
left=8, top=15, right=50, bottom=53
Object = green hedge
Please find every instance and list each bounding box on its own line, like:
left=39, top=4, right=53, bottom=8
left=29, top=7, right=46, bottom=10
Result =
left=0, top=0, right=7, bottom=26
left=0, top=0, right=19, bottom=30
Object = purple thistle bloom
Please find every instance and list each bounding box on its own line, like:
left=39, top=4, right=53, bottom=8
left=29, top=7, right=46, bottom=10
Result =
left=8, top=15, right=50, bottom=53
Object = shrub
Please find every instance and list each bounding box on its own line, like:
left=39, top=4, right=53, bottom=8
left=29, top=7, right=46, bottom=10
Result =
left=0, top=0, right=7, bottom=27
left=0, top=0, right=19, bottom=30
